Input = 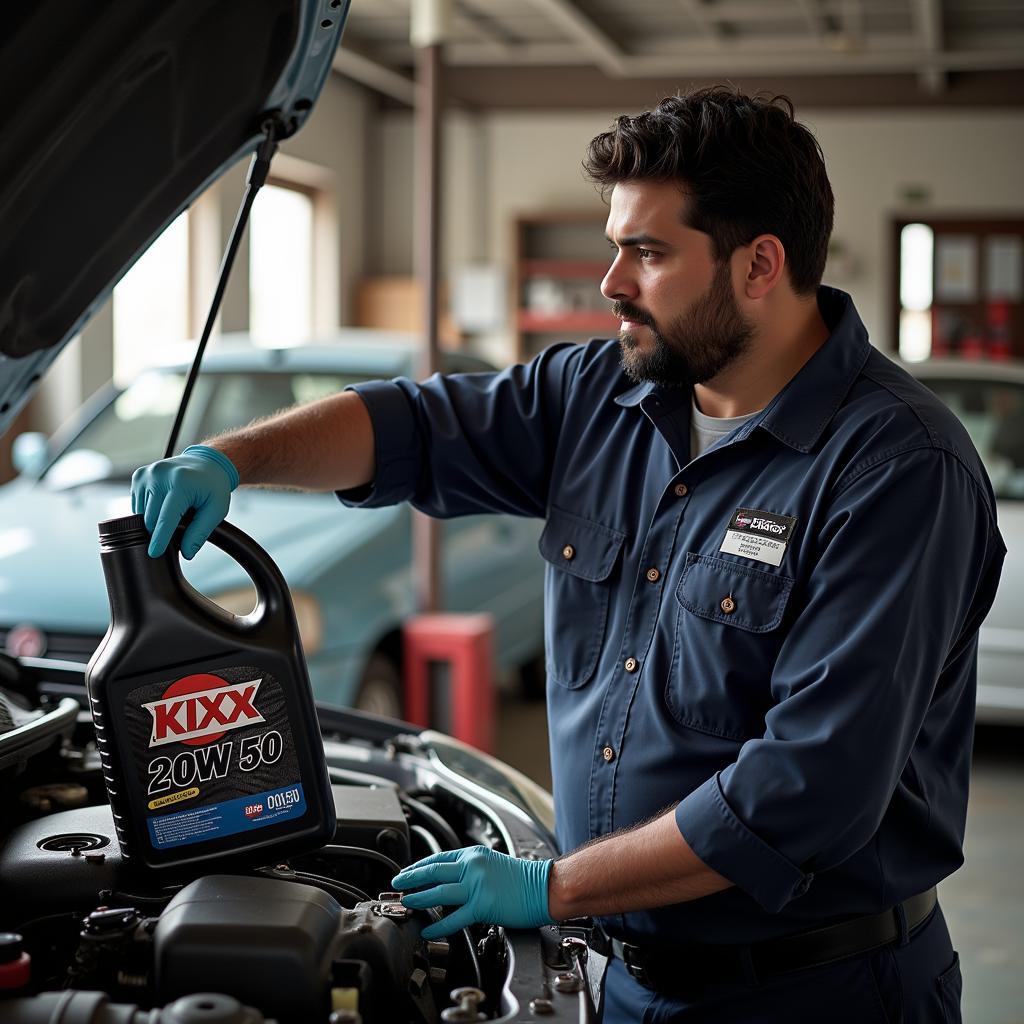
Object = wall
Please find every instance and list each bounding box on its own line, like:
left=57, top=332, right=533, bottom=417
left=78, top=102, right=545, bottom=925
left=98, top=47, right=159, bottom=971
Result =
left=279, top=73, right=371, bottom=328
left=373, top=107, right=1024, bottom=360
left=366, top=109, right=489, bottom=278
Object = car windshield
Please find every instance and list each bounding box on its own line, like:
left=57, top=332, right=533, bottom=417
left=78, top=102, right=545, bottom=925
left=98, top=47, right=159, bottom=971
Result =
left=44, top=369, right=371, bottom=486
left=919, top=376, right=1024, bottom=501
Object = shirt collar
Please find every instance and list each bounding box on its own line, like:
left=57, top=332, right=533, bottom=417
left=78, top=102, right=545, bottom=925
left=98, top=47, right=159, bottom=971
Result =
left=613, top=380, right=656, bottom=407
left=754, top=287, right=871, bottom=452
left=611, top=287, right=871, bottom=452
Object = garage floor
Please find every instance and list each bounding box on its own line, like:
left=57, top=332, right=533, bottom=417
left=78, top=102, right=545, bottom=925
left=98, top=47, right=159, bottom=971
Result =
left=497, top=701, right=1024, bottom=1024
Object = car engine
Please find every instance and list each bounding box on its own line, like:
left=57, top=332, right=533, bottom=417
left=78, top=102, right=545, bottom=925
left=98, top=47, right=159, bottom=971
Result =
left=0, top=657, right=599, bottom=1023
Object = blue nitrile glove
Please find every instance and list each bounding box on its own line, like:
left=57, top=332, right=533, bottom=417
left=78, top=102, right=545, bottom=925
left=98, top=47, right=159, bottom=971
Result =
left=391, top=846, right=555, bottom=940
left=130, top=445, right=239, bottom=559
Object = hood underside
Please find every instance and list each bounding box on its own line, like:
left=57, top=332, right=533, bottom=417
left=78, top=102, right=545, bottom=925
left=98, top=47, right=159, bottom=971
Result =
left=0, top=1, right=349, bottom=431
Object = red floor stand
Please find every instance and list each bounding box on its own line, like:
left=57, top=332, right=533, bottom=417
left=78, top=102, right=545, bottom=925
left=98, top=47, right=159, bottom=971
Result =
left=402, top=613, right=496, bottom=753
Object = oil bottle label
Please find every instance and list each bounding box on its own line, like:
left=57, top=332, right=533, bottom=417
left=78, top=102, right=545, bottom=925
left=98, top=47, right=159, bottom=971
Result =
left=124, top=666, right=305, bottom=850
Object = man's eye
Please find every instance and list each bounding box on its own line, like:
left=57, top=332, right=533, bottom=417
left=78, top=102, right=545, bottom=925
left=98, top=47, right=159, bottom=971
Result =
left=637, top=248, right=658, bottom=260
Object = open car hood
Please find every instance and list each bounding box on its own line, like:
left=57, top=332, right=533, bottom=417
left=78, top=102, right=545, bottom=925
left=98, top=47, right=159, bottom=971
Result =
left=0, top=1, right=350, bottom=435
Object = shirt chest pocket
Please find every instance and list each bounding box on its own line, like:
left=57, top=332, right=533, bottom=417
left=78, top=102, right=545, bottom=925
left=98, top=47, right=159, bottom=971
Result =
left=539, top=507, right=625, bottom=690
left=666, top=553, right=794, bottom=741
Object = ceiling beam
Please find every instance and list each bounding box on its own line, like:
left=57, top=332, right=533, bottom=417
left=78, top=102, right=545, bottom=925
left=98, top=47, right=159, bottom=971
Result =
left=620, top=44, right=1024, bottom=77
left=913, top=0, right=946, bottom=94
left=332, top=41, right=416, bottom=106
left=639, top=30, right=920, bottom=56
left=524, top=0, right=627, bottom=76
left=675, top=0, right=723, bottom=43
left=679, top=0, right=831, bottom=21
left=437, top=65, right=1024, bottom=111
left=375, top=42, right=594, bottom=66
left=453, top=0, right=521, bottom=50
left=435, top=35, right=1024, bottom=77
left=434, top=31, right=928, bottom=66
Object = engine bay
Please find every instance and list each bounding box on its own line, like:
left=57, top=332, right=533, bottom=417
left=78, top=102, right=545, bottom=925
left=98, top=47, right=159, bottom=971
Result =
left=0, top=657, right=600, bottom=1023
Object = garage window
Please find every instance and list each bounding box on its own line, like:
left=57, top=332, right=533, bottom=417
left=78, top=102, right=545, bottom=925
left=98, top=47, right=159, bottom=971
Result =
left=112, top=210, right=191, bottom=385
left=898, top=223, right=934, bottom=362
left=249, top=181, right=314, bottom=347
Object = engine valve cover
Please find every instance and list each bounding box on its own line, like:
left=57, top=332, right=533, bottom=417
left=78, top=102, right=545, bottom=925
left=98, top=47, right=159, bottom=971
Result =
left=154, top=875, right=340, bottom=1024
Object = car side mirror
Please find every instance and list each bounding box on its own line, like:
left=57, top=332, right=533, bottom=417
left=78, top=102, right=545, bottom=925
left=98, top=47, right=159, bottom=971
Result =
left=11, top=432, right=48, bottom=477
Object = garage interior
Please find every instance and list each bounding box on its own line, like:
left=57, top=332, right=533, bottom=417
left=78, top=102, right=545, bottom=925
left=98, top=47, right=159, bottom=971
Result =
left=1, top=2, right=1023, bottom=1021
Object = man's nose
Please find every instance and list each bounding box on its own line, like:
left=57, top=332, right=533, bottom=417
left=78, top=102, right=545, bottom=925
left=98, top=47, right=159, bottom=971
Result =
left=600, top=257, right=638, bottom=302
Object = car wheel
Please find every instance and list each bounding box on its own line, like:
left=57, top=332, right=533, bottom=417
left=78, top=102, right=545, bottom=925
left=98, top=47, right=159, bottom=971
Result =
left=355, top=653, right=403, bottom=719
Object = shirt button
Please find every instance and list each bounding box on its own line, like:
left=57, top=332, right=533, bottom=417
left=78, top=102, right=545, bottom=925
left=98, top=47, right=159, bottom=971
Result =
left=646, top=567, right=660, bottom=583
left=602, top=745, right=616, bottom=762
left=720, top=596, right=736, bottom=614
left=674, top=483, right=688, bottom=497
left=624, top=656, right=638, bottom=673
left=562, top=544, right=575, bottom=560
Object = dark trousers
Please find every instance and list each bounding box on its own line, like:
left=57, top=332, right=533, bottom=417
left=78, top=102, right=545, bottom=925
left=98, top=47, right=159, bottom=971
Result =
left=603, top=904, right=962, bottom=1023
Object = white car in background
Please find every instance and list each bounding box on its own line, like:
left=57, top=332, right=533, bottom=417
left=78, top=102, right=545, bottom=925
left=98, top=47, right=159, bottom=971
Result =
left=910, top=359, right=1024, bottom=723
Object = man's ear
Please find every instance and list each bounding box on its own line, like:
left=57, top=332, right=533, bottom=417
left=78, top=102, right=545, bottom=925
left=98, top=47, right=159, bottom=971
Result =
left=742, top=235, right=786, bottom=299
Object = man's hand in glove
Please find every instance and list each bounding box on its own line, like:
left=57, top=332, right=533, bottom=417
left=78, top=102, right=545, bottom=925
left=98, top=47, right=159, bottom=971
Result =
left=391, top=846, right=555, bottom=940
left=131, top=445, right=239, bottom=559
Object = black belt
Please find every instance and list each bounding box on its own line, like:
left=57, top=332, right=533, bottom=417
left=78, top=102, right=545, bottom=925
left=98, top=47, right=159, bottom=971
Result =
left=610, top=888, right=937, bottom=996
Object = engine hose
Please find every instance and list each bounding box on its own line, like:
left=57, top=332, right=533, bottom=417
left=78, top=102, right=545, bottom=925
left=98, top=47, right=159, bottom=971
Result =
left=316, top=843, right=402, bottom=878
left=401, top=794, right=461, bottom=850
left=288, top=871, right=368, bottom=907
left=410, top=823, right=442, bottom=857
left=257, top=865, right=369, bottom=906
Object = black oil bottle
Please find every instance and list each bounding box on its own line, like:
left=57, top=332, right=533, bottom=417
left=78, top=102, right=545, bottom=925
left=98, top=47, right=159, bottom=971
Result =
left=86, top=514, right=335, bottom=873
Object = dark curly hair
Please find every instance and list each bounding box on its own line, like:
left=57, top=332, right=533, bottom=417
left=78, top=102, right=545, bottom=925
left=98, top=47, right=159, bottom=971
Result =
left=583, top=86, right=834, bottom=296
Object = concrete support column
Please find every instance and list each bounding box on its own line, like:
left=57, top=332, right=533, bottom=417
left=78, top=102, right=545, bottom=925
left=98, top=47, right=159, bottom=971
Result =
left=412, top=0, right=450, bottom=615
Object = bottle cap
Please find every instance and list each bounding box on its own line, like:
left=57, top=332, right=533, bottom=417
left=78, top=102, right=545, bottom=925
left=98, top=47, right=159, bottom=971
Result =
left=98, top=514, right=147, bottom=538
left=98, top=514, right=152, bottom=551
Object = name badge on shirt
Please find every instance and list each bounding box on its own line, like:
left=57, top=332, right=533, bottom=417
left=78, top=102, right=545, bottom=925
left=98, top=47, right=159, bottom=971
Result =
left=719, top=507, right=798, bottom=567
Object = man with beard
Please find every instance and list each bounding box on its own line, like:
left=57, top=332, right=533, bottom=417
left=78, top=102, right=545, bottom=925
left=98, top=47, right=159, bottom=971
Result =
left=133, top=88, right=1003, bottom=1022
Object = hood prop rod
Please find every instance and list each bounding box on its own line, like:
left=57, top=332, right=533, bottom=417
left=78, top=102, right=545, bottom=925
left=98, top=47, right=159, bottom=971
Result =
left=163, top=116, right=284, bottom=460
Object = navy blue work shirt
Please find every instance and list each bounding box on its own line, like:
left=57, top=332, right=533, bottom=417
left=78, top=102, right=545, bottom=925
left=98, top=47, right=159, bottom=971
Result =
left=340, top=287, right=1005, bottom=945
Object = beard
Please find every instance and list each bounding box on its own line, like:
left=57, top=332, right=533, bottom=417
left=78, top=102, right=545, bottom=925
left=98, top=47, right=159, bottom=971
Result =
left=615, top=260, right=755, bottom=389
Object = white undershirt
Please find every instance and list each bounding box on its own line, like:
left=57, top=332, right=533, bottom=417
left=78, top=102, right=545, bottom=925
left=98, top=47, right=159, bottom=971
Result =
left=690, top=397, right=759, bottom=458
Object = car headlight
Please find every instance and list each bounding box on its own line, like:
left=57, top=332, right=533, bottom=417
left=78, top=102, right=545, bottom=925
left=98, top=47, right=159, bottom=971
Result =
left=210, top=587, right=323, bottom=655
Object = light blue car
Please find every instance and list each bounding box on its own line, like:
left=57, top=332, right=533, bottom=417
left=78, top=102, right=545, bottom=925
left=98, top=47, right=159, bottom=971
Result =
left=0, top=333, right=545, bottom=716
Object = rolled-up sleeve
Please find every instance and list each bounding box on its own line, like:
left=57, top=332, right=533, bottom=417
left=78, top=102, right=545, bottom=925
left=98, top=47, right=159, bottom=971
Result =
left=337, top=343, right=584, bottom=518
left=676, top=446, right=1004, bottom=913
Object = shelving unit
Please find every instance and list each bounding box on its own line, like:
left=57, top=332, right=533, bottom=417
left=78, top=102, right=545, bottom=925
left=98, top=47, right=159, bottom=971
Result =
left=513, top=211, right=618, bottom=363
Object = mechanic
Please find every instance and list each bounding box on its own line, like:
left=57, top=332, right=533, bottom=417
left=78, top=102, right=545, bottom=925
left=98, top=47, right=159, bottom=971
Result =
left=132, top=88, right=1005, bottom=1023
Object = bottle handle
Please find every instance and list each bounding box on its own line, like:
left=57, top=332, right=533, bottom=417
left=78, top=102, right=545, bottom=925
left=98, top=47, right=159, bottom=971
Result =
left=202, top=519, right=293, bottom=632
